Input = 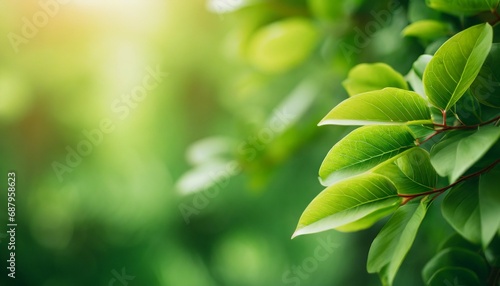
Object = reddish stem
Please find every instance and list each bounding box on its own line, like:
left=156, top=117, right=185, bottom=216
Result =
left=420, top=115, right=500, bottom=145
left=491, top=8, right=500, bottom=26
left=398, top=159, right=500, bottom=203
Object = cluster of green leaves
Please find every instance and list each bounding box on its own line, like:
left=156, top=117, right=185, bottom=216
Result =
left=294, top=1, right=500, bottom=285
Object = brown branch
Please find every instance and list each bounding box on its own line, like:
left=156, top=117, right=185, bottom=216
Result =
left=398, top=159, right=500, bottom=203
left=419, top=115, right=500, bottom=145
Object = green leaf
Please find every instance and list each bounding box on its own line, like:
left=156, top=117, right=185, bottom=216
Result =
left=292, top=174, right=401, bottom=238
left=406, top=55, right=433, bottom=97
left=247, top=18, right=319, bottom=73
left=453, top=90, right=484, bottom=126
left=438, top=233, right=481, bottom=252
left=422, top=247, right=488, bottom=284
left=402, top=20, right=451, bottom=41
left=423, top=23, right=493, bottom=111
left=427, top=267, right=481, bottom=286
left=413, top=55, right=433, bottom=79
left=442, top=178, right=482, bottom=244
left=176, top=159, right=238, bottom=195
left=409, top=0, right=441, bottom=22
left=186, top=136, right=236, bottom=165
left=408, top=124, right=435, bottom=140
left=319, top=125, right=417, bottom=186
left=374, top=148, right=437, bottom=195
left=367, top=198, right=430, bottom=286
left=307, top=0, right=364, bottom=20
left=431, top=132, right=467, bottom=181
left=430, top=126, right=500, bottom=183
left=342, top=63, right=409, bottom=97
left=425, top=37, right=448, bottom=55
left=479, top=167, right=500, bottom=248
left=319, top=88, right=432, bottom=126
left=426, top=0, right=499, bottom=15
left=442, top=167, right=500, bottom=248
left=334, top=205, right=397, bottom=233
left=470, top=43, right=500, bottom=108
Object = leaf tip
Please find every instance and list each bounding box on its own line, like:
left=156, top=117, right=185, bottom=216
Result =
left=317, top=118, right=328, bottom=126
left=291, top=229, right=302, bottom=239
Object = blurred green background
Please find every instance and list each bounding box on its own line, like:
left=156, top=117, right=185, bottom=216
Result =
left=0, top=0, right=454, bottom=285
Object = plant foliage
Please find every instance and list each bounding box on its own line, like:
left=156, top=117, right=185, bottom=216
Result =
left=294, top=1, right=500, bottom=285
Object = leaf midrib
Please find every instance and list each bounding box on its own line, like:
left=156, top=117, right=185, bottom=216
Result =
left=446, top=27, right=486, bottom=110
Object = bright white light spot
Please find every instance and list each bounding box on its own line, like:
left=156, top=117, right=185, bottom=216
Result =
left=207, top=0, right=246, bottom=14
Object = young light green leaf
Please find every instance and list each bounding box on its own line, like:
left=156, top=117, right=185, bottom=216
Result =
left=367, top=197, right=430, bottom=286
left=430, top=126, right=500, bottom=183
left=319, top=125, right=417, bottom=186
left=402, top=20, right=451, bottom=40
left=334, top=206, right=398, bottom=232
left=427, top=267, right=481, bottom=286
left=319, top=88, right=432, bottom=126
left=426, top=0, right=499, bottom=15
left=342, top=63, right=408, bottom=97
left=423, top=23, right=493, bottom=110
left=442, top=178, right=481, bottom=244
left=292, top=174, right=401, bottom=238
left=478, top=167, right=500, bottom=248
left=374, top=148, right=437, bottom=195
left=422, top=247, right=488, bottom=284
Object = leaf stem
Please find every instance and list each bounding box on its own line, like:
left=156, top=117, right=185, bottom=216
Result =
left=434, top=115, right=500, bottom=130
left=398, top=159, right=500, bottom=203
left=420, top=115, right=500, bottom=145
left=490, top=8, right=500, bottom=26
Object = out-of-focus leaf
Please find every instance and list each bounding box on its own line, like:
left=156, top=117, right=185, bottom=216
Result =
left=175, top=160, right=240, bottom=195
left=442, top=178, right=481, bottom=244
left=186, top=136, right=236, bottom=165
left=406, top=55, right=433, bottom=98
left=0, top=72, right=32, bottom=122
left=402, top=20, right=451, bottom=40
left=426, top=0, right=499, bottom=15
left=422, top=247, right=488, bottom=284
left=409, top=0, right=441, bottom=22
left=246, top=18, right=318, bottom=73
left=342, top=63, right=408, bottom=96
left=308, top=0, right=364, bottom=20
left=478, top=167, right=500, bottom=248
left=427, top=267, right=481, bottom=286
left=470, top=43, right=500, bottom=108
left=438, top=233, right=481, bottom=252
